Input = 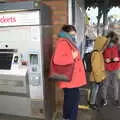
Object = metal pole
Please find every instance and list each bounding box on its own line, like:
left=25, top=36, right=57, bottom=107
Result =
left=102, top=0, right=109, bottom=35
left=97, top=6, right=102, bottom=35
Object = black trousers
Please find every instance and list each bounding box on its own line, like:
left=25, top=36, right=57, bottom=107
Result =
left=63, top=88, right=80, bottom=120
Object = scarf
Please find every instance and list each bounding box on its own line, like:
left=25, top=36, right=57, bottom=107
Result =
left=58, top=31, right=78, bottom=49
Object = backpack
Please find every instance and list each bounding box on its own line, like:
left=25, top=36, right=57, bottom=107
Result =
left=83, top=50, right=98, bottom=72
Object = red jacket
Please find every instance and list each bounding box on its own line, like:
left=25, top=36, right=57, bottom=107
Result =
left=50, top=38, right=86, bottom=88
left=103, top=45, right=120, bottom=71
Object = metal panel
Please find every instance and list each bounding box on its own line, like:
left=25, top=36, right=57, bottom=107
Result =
left=75, top=0, right=85, bottom=58
left=68, top=0, right=73, bottom=24
left=39, top=3, right=52, bottom=25
left=0, top=95, right=31, bottom=117
left=42, top=25, right=55, bottom=120
left=0, top=1, right=35, bottom=11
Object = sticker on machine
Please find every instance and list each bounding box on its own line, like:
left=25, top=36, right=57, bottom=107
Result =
left=31, top=26, right=41, bottom=41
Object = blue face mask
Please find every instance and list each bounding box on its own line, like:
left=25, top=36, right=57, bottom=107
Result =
left=71, top=35, right=76, bottom=41
left=108, top=42, right=114, bottom=48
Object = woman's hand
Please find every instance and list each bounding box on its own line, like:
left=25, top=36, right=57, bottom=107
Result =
left=113, top=57, right=119, bottom=62
left=105, top=58, right=111, bottom=63
left=72, top=51, right=78, bottom=59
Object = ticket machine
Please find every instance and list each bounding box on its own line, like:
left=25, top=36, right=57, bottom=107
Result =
left=0, top=1, right=54, bottom=120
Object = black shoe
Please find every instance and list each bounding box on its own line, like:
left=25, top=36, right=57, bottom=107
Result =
left=113, top=100, right=120, bottom=106
left=100, top=99, right=108, bottom=107
left=89, top=104, right=98, bottom=110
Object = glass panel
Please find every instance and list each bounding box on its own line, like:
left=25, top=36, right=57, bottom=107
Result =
left=0, top=53, right=13, bottom=70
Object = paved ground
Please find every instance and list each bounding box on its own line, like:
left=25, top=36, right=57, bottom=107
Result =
left=0, top=104, right=120, bottom=120
left=78, top=98, right=120, bottom=120
left=77, top=79, right=120, bottom=120
left=0, top=92, right=120, bottom=120
left=0, top=114, right=40, bottom=120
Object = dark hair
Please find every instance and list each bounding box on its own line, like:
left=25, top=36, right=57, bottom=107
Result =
left=107, top=31, right=118, bottom=44
left=112, top=37, right=119, bottom=44
left=61, top=25, right=76, bottom=33
left=106, top=31, right=117, bottom=38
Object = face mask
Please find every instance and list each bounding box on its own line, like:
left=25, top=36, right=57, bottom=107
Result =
left=71, top=35, right=77, bottom=41
left=108, top=42, right=114, bottom=47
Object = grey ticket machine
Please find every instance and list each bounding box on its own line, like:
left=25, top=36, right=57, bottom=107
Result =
left=0, top=1, right=55, bottom=120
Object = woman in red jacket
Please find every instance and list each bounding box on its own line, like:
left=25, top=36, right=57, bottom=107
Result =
left=50, top=25, right=86, bottom=120
left=102, top=32, right=120, bottom=106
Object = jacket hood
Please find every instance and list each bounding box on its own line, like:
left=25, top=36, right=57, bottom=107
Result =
left=94, top=36, right=108, bottom=51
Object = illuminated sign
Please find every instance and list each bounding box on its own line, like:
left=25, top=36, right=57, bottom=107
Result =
left=0, top=11, right=40, bottom=26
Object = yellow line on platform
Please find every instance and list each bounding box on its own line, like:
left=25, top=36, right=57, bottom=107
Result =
left=78, top=105, right=90, bottom=110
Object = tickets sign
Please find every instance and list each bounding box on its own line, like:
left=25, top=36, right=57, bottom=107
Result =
left=0, top=11, right=40, bottom=26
